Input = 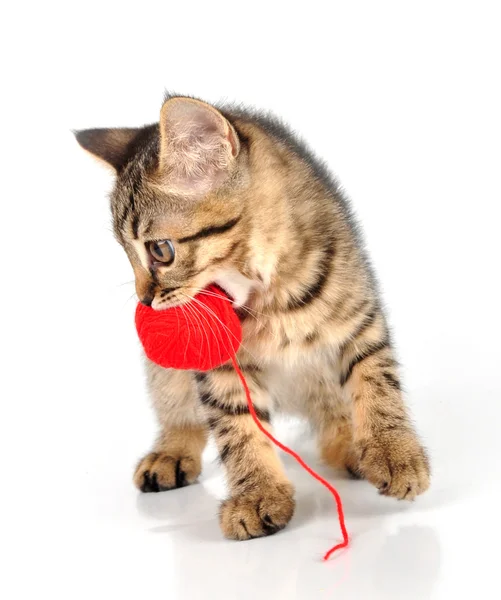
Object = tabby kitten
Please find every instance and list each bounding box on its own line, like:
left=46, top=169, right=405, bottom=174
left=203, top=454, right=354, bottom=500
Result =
left=76, top=96, right=430, bottom=540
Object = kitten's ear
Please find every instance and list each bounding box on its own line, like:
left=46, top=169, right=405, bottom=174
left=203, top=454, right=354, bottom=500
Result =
left=158, top=98, right=240, bottom=195
left=74, top=127, right=142, bottom=171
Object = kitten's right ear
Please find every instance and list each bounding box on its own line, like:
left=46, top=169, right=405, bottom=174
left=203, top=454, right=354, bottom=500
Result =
left=158, top=98, right=240, bottom=196
left=74, top=127, right=142, bottom=171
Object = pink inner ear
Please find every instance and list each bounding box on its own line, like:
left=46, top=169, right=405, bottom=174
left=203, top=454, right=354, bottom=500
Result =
left=159, top=99, right=236, bottom=195
left=163, top=100, right=224, bottom=147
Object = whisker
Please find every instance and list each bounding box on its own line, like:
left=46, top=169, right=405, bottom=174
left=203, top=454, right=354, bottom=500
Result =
left=188, top=295, right=237, bottom=357
left=183, top=286, right=269, bottom=320
left=188, top=295, right=261, bottom=365
left=182, top=297, right=219, bottom=369
left=179, top=304, right=193, bottom=366
left=194, top=290, right=278, bottom=340
left=180, top=292, right=225, bottom=367
left=121, top=290, right=138, bottom=310
left=181, top=286, right=278, bottom=343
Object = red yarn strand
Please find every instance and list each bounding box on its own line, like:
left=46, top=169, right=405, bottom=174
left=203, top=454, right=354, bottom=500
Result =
left=230, top=356, right=349, bottom=560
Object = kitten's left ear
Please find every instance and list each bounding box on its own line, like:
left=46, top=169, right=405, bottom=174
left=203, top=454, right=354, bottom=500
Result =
left=74, top=127, right=143, bottom=171
left=158, top=97, right=240, bottom=195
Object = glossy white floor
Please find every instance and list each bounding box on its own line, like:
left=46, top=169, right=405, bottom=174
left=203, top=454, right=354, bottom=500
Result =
left=5, top=352, right=501, bottom=599
left=6, top=375, right=501, bottom=599
left=3, top=2, right=501, bottom=599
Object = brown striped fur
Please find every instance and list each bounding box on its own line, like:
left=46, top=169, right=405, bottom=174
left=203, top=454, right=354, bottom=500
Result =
left=76, top=95, right=430, bottom=540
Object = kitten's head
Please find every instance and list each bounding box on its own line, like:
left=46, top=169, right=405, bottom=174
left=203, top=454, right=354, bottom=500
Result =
left=76, top=97, right=253, bottom=309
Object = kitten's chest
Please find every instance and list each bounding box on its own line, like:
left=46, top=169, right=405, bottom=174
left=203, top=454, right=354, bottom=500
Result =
left=240, top=306, right=340, bottom=369
left=213, top=269, right=344, bottom=366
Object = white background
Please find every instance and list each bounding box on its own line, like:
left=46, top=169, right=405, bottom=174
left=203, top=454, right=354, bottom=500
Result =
left=2, top=1, right=501, bottom=598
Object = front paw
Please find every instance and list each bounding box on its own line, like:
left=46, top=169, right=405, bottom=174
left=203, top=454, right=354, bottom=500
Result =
left=358, top=432, right=430, bottom=500
left=219, top=482, right=295, bottom=540
left=133, top=451, right=201, bottom=493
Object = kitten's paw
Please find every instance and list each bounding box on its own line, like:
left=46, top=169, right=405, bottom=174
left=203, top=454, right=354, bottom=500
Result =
left=133, top=451, right=201, bottom=492
left=358, top=433, right=430, bottom=500
left=219, top=482, right=295, bottom=540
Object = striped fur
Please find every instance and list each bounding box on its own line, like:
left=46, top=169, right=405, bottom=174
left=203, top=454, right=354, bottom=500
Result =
left=76, top=95, right=430, bottom=541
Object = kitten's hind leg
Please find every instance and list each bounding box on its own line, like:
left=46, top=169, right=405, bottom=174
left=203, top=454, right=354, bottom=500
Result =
left=134, top=361, right=208, bottom=493
left=303, top=372, right=363, bottom=478
left=317, top=415, right=363, bottom=479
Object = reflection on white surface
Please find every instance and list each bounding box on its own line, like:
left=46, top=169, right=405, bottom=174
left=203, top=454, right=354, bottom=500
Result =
left=59, top=390, right=493, bottom=600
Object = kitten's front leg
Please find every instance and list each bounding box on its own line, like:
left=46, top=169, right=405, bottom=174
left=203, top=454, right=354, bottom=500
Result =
left=196, top=366, right=295, bottom=540
left=134, top=361, right=208, bottom=492
left=339, top=333, right=430, bottom=500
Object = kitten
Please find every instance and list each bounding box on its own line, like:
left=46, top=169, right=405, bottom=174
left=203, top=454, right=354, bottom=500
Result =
left=75, top=95, right=430, bottom=540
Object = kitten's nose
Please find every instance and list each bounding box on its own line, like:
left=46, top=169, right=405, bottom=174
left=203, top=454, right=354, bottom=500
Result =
left=140, top=295, right=153, bottom=307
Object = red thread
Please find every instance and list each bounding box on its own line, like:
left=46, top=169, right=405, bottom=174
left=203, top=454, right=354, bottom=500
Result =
left=135, top=285, right=349, bottom=560
left=230, top=356, right=349, bottom=560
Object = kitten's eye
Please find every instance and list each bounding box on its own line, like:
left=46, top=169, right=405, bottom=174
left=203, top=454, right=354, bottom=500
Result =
left=147, top=240, right=175, bottom=265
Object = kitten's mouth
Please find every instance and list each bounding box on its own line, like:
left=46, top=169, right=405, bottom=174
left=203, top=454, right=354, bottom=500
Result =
left=150, top=266, right=254, bottom=311
left=211, top=283, right=236, bottom=303
left=151, top=283, right=236, bottom=312
left=213, top=270, right=254, bottom=308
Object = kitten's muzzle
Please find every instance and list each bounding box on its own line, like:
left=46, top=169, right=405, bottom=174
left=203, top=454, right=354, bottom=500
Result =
left=140, top=294, right=154, bottom=307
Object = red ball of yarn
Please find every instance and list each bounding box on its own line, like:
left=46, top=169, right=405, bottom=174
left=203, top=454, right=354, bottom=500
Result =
left=135, top=285, right=242, bottom=372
